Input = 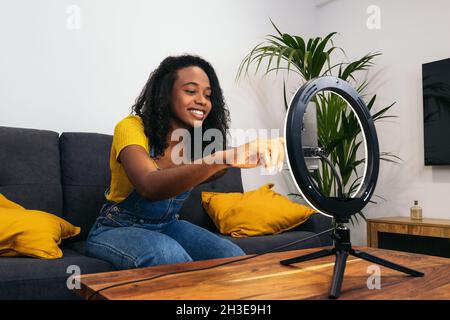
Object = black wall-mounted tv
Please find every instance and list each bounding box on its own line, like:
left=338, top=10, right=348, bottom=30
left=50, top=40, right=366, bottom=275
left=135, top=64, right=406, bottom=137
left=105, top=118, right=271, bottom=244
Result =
left=422, top=58, right=450, bottom=166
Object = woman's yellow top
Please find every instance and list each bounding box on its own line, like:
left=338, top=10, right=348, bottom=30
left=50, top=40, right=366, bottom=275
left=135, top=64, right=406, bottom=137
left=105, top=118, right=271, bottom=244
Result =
left=105, top=114, right=150, bottom=203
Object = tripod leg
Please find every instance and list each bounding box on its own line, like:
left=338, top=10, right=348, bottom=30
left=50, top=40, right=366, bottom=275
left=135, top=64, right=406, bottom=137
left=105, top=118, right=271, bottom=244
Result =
left=329, top=250, right=348, bottom=299
left=280, top=248, right=333, bottom=266
left=352, top=250, right=424, bottom=277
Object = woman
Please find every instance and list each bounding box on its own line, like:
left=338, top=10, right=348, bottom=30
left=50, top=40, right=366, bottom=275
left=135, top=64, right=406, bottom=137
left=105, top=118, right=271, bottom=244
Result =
left=85, top=54, right=284, bottom=270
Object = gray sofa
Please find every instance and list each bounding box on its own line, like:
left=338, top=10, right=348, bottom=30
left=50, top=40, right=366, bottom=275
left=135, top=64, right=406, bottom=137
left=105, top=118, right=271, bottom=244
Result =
left=0, top=125, right=332, bottom=300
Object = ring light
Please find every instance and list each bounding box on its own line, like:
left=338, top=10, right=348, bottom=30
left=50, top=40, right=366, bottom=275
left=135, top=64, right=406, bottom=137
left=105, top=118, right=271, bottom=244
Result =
left=281, top=76, right=424, bottom=299
left=284, top=76, right=379, bottom=222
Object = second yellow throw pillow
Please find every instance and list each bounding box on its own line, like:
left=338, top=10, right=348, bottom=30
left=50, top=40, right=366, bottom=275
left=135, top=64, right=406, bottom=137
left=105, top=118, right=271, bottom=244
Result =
left=0, top=193, right=25, bottom=210
left=202, top=183, right=316, bottom=237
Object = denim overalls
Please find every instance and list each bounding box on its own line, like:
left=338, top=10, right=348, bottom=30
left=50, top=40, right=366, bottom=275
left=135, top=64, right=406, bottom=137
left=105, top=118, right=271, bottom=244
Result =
left=85, top=146, right=244, bottom=270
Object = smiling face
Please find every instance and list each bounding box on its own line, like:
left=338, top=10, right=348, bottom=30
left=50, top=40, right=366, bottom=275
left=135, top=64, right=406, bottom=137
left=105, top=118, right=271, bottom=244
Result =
left=170, top=66, right=212, bottom=130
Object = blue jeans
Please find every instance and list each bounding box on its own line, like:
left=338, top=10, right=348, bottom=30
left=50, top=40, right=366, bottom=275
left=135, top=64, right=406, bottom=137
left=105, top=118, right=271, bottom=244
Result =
left=85, top=188, right=245, bottom=270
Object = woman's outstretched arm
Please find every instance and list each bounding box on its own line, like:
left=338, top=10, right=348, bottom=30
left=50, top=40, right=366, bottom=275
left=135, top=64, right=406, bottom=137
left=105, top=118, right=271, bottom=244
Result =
left=119, top=137, right=284, bottom=201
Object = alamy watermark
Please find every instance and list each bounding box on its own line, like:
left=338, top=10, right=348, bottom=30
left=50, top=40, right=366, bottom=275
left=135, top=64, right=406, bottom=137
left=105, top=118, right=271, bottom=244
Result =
left=167, top=124, right=284, bottom=176
left=66, top=265, right=81, bottom=290
left=66, top=5, right=81, bottom=30
left=367, top=5, right=381, bottom=30
left=366, top=265, right=381, bottom=290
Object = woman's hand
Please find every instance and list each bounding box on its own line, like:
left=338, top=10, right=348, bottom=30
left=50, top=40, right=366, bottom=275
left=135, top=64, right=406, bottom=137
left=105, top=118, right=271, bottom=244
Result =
left=222, top=137, right=285, bottom=172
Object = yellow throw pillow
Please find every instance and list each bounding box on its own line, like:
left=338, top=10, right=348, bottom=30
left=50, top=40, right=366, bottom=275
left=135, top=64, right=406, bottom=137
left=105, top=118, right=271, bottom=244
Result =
left=0, top=193, right=25, bottom=210
left=202, top=183, right=317, bottom=237
left=0, top=195, right=80, bottom=259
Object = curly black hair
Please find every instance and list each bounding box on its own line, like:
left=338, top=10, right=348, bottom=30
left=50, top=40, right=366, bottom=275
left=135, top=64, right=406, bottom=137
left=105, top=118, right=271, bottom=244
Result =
left=131, top=54, right=230, bottom=161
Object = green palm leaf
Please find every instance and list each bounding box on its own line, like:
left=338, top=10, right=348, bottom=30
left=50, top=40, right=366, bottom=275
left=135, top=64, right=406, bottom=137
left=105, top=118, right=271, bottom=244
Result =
left=237, top=19, right=398, bottom=223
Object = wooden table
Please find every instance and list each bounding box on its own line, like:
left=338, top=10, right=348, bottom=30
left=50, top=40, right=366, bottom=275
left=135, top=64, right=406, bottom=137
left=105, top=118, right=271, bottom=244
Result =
left=74, top=246, right=450, bottom=300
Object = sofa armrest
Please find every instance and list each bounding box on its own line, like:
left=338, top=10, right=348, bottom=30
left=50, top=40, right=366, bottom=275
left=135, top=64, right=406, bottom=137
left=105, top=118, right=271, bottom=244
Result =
left=292, top=213, right=333, bottom=246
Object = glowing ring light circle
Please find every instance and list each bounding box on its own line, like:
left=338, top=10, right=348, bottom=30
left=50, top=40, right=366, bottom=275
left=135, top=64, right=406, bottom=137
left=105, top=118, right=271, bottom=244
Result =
left=284, top=76, right=380, bottom=221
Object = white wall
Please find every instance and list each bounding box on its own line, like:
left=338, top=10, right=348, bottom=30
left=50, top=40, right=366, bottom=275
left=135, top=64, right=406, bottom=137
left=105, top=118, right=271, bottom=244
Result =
left=316, top=0, right=450, bottom=244
left=5, top=1, right=446, bottom=246
left=0, top=0, right=317, bottom=194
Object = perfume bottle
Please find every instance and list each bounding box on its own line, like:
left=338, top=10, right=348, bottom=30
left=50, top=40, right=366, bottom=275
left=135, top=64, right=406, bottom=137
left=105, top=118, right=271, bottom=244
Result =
left=410, top=200, right=423, bottom=220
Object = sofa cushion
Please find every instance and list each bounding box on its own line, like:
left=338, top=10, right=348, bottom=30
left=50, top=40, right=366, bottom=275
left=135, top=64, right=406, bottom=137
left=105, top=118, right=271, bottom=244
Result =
left=60, top=132, right=112, bottom=242
left=291, top=213, right=333, bottom=246
left=0, top=247, right=115, bottom=299
left=179, top=167, right=244, bottom=231
left=222, top=230, right=323, bottom=255
left=0, top=126, right=63, bottom=216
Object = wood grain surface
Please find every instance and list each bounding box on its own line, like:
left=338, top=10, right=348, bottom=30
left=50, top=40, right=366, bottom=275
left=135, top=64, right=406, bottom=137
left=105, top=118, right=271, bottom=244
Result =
left=74, top=246, right=450, bottom=300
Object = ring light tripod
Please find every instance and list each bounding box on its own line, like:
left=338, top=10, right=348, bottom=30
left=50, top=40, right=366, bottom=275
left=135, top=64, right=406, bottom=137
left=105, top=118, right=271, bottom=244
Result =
left=282, top=76, right=424, bottom=299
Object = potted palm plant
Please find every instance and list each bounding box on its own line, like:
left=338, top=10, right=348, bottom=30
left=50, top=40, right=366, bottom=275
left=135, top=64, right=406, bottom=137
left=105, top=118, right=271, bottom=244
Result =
left=236, top=19, right=399, bottom=224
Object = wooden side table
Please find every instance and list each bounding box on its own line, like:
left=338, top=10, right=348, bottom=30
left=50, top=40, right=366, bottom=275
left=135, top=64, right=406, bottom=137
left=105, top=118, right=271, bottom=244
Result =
left=367, top=216, right=450, bottom=258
